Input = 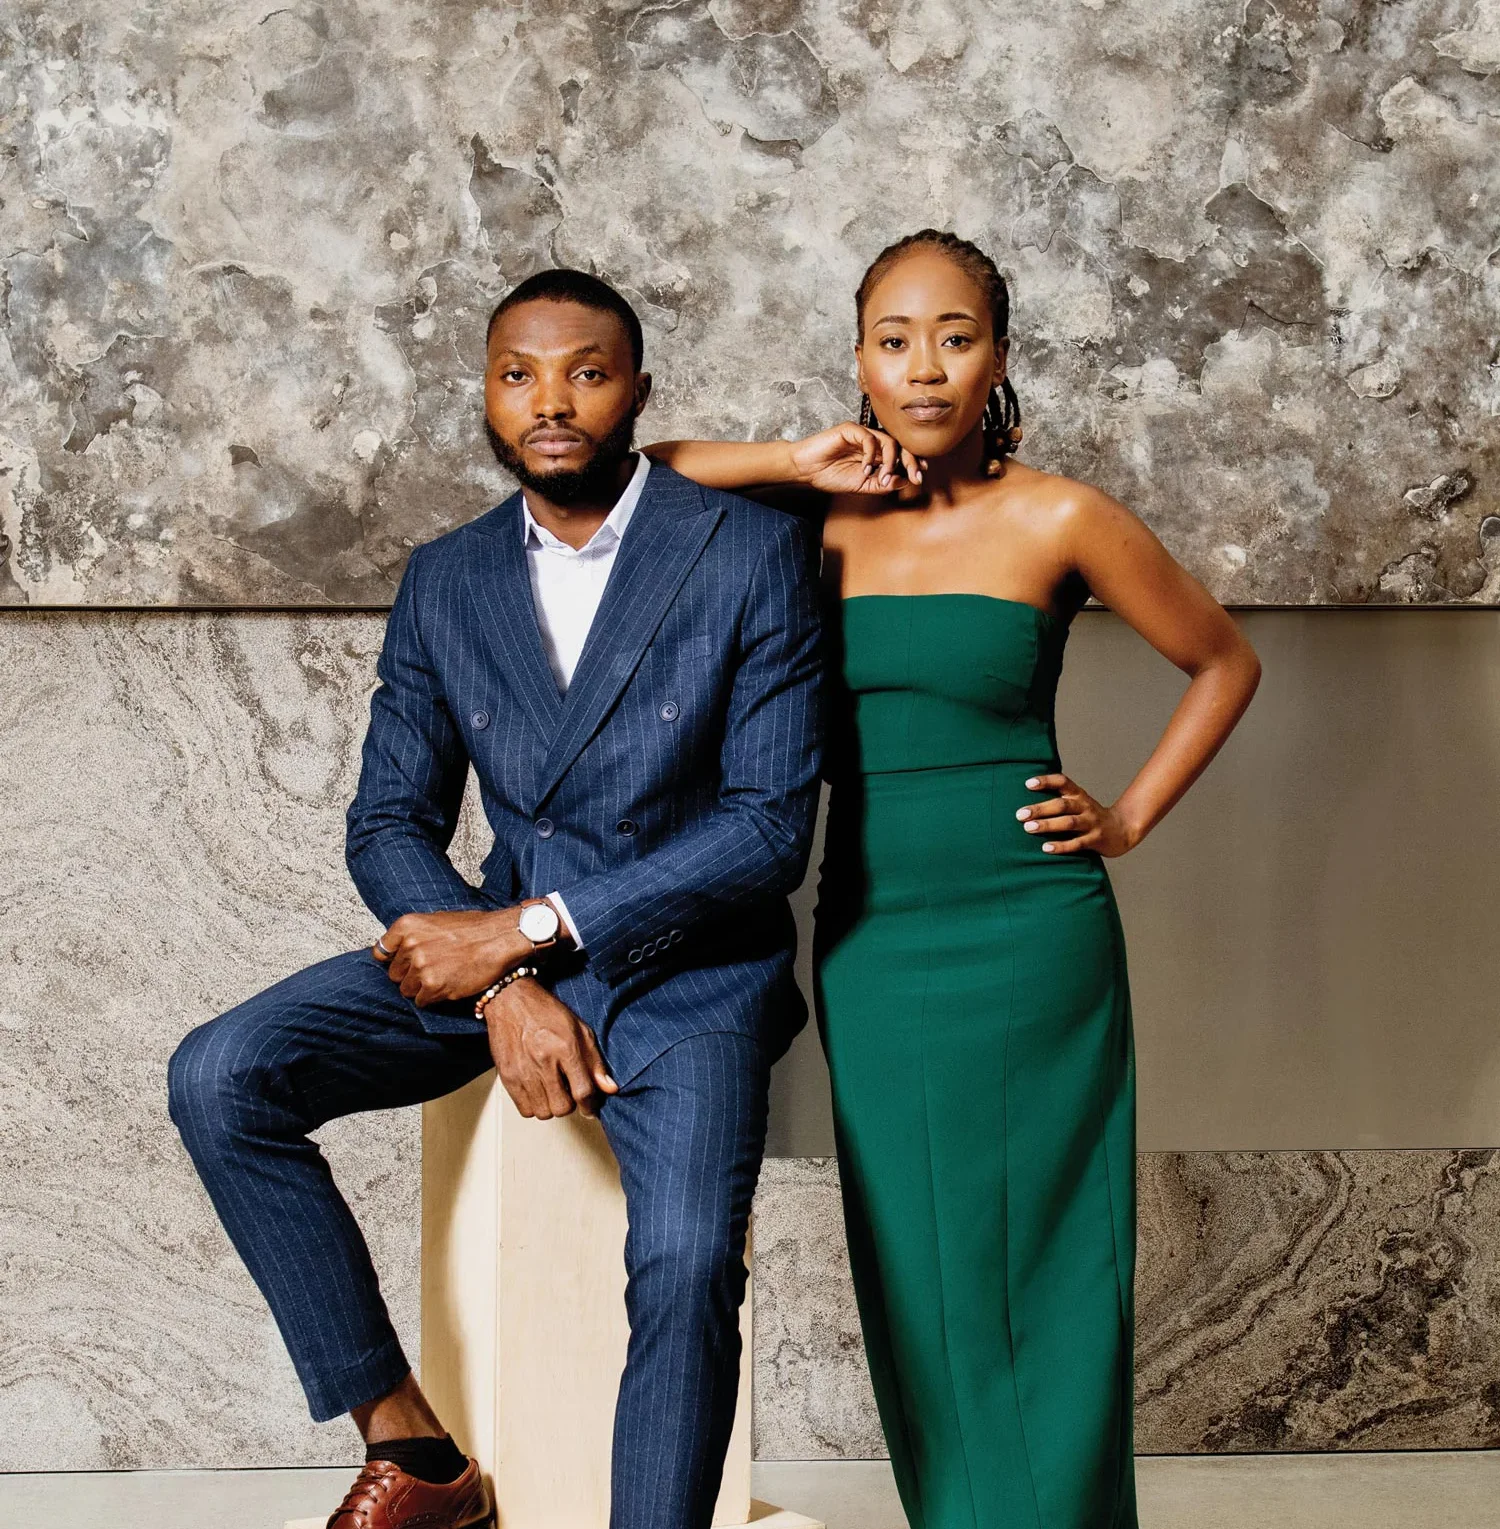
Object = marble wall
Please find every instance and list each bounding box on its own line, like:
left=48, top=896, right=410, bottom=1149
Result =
left=6, top=609, right=1498, bottom=1469
left=752, top=1152, right=1500, bottom=1460
left=0, top=611, right=413, bottom=1467
left=4, top=0, right=1499, bottom=607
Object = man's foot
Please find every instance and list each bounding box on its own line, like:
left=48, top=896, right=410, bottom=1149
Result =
left=325, top=1455, right=492, bottom=1528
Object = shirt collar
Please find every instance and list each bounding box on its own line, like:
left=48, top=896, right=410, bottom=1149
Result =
left=521, top=451, right=651, bottom=553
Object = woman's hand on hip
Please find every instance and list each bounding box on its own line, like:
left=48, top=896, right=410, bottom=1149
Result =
left=789, top=423, right=925, bottom=494
left=1016, top=773, right=1140, bottom=857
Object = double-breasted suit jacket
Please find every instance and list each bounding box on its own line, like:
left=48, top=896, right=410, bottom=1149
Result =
left=344, top=461, right=826, bottom=1084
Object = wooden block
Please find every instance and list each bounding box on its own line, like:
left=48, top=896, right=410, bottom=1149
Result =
left=743, top=1505, right=826, bottom=1529
left=418, top=1073, right=755, bottom=1529
left=286, top=1074, right=814, bottom=1529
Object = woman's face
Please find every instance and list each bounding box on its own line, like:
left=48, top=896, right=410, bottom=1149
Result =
left=855, top=250, right=1007, bottom=460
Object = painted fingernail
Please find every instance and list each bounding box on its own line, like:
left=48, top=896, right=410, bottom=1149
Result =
left=1025, top=821, right=1039, bottom=831
left=1042, top=842, right=1056, bottom=851
left=1016, top=807, right=1030, bottom=820
left=1026, top=778, right=1039, bottom=788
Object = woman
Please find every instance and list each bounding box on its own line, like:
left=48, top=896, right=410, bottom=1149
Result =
left=646, top=229, right=1261, bottom=1529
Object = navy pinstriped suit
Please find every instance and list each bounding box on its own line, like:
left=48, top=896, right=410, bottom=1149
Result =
left=168, top=463, right=825, bottom=1529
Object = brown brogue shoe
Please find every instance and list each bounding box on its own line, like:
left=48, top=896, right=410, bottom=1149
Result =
left=325, top=1456, right=492, bottom=1529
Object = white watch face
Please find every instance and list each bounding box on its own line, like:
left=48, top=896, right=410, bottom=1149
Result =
left=518, top=902, right=560, bottom=943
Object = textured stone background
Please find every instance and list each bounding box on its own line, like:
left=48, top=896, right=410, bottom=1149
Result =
left=4, top=0, right=1499, bottom=1475
left=6, top=609, right=1499, bottom=1469
left=0, top=612, right=415, bottom=1467
left=3, top=0, right=1499, bottom=607
left=754, top=1152, right=1500, bottom=1459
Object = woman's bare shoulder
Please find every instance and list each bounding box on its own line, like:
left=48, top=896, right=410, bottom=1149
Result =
left=996, top=460, right=1110, bottom=508
left=992, top=461, right=1139, bottom=536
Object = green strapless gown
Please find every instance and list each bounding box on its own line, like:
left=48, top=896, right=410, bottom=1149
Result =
left=814, top=594, right=1138, bottom=1529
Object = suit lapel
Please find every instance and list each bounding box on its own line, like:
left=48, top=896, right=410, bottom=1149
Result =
left=462, top=492, right=564, bottom=742
left=536, top=465, right=722, bottom=805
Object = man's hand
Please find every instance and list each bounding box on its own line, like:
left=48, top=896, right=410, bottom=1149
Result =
left=372, top=907, right=542, bottom=1006
left=483, top=977, right=619, bottom=1120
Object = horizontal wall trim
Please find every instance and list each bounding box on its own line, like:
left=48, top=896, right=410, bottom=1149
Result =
left=2, top=603, right=1499, bottom=616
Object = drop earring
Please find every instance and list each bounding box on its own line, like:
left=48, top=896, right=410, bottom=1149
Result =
left=982, top=393, right=1005, bottom=476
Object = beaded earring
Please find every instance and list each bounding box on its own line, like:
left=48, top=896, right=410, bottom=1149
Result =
left=981, top=384, right=1024, bottom=474
left=981, top=392, right=1006, bottom=476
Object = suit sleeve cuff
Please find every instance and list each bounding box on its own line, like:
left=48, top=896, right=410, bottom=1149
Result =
left=546, top=891, right=584, bottom=952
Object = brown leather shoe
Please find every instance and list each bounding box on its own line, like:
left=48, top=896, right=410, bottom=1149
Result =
left=325, top=1455, right=492, bottom=1528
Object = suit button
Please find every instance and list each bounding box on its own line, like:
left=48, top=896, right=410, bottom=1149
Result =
left=470, top=709, right=490, bottom=730
left=535, top=818, right=555, bottom=839
left=659, top=701, right=679, bottom=722
left=616, top=818, right=638, bottom=836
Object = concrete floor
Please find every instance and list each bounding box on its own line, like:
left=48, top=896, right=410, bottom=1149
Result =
left=758, top=1455, right=1500, bottom=1529
left=3, top=1453, right=1498, bottom=1528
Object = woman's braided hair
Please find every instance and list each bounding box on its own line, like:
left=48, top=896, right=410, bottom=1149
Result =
left=854, top=228, right=1022, bottom=469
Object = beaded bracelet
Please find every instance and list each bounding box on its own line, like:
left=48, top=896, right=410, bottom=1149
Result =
left=474, top=964, right=540, bottom=1019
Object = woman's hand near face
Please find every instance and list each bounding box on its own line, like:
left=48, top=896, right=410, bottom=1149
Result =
left=1016, top=773, right=1139, bottom=857
left=788, top=423, right=925, bottom=494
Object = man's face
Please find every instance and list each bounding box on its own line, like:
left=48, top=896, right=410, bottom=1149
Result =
left=484, top=298, right=648, bottom=502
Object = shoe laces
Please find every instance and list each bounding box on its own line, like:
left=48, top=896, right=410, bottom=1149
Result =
left=327, top=1459, right=402, bottom=1525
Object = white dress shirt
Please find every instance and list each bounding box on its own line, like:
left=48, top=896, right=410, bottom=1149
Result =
left=522, top=450, right=651, bottom=691
left=523, top=451, right=652, bottom=951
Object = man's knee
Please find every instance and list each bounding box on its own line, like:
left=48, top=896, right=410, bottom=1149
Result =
left=630, top=1219, right=747, bottom=1325
left=167, top=1009, right=280, bottom=1155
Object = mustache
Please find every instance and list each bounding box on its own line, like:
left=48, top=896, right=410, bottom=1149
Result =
left=522, top=424, right=590, bottom=445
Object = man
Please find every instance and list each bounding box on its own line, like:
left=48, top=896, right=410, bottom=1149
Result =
left=168, top=269, right=825, bottom=1529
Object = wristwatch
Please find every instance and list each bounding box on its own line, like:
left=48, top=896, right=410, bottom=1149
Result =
left=516, top=898, right=563, bottom=955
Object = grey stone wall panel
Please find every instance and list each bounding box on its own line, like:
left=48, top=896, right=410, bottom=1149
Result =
left=752, top=1151, right=1500, bottom=1459
left=0, top=611, right=431, bottom=1468
left=1, top=1, right=1497, bottom=605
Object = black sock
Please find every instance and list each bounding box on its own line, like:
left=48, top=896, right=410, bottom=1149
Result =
left=367, top=1432, right=468, bottom=1484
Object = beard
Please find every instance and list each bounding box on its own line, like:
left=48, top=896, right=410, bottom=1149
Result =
left=485, top=413, right=637, bottom=504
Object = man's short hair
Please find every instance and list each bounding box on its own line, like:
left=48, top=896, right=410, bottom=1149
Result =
left=485, top=269, right=644, bottom=370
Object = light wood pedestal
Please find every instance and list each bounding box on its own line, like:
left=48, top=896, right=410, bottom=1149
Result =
left=287, top=1072, right=822, bottom=1529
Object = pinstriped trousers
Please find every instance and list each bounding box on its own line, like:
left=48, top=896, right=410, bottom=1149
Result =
left=167, top=948, right=769, bottom=1529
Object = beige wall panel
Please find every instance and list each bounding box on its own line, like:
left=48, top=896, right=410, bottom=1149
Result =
left=770, top=610, right=1500, bottom=1155
left=1064, top=609, right=1500, bottom=1151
